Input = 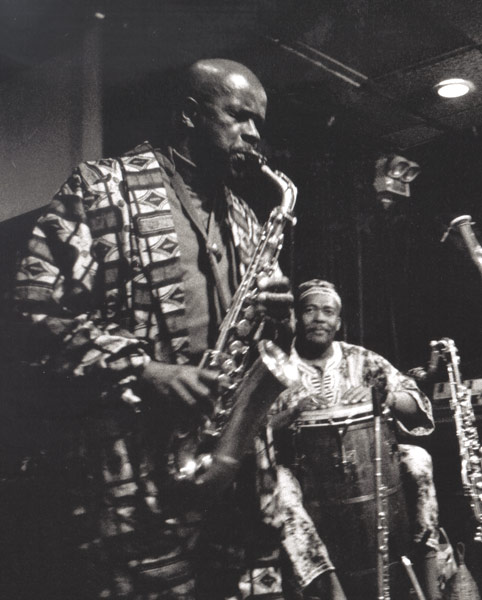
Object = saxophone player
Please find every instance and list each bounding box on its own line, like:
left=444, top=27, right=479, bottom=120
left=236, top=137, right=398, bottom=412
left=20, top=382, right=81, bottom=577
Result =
left=12, top=59, right=339, bottom=600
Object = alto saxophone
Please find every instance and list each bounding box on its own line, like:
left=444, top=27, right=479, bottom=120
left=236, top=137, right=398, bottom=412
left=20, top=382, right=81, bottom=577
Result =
left=432, top=338, right=482, bottom=542
left=168, top=154, right=301, bottom=481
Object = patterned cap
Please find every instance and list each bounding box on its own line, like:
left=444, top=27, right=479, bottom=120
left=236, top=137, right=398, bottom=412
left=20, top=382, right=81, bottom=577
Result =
left=296, top=279, right=342, bottom=308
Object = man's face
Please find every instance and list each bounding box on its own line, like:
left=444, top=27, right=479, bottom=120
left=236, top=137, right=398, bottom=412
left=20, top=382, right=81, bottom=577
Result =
left=298, top=293, right=341, bottom=352
left=192, top=73, right=267, bottom=177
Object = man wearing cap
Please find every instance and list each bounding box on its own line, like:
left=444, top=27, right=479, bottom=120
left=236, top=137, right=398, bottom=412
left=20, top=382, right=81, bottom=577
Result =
left=272, top=279, right=441, bottom=600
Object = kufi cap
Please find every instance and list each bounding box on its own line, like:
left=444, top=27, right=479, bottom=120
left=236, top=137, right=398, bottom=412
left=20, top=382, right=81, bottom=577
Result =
left=296, top=279, right=342, bottom=308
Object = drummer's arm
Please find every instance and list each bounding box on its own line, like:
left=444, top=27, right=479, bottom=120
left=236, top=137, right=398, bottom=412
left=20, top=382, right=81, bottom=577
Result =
left=270, top=405, right=301, bottom=430
left=386, top=391, right=433, bottom=431
left=270, top=395, right=318, bottom=431
left=378, top=354, right=434, bottom=434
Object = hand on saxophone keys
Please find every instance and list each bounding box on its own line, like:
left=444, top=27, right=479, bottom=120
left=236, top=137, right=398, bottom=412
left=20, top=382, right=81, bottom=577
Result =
left=255, top=274, right=293, bottom=318
left=139, top=361, right=218, bottom=423
left=254, top=274, right=294, bottom=352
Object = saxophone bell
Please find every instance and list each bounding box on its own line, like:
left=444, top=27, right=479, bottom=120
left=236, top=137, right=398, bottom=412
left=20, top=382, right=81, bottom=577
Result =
left=169, top=340, right=301, bottom=482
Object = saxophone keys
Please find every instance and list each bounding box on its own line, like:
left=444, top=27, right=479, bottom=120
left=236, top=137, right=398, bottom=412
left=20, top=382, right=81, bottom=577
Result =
left=242, top=305, right=256, bottom=320
left=204, top=349, right=222, bottom=368
left=217, top=373, right=233, bottom=389
left=221, top=358, right=235, bottom=373
left=236, top=318, right=252, bottom=338
left=229, top=340, right=247, bottom=356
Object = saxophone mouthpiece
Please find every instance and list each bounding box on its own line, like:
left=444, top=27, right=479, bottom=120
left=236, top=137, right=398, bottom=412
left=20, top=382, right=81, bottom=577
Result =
left=441, top=215, right=473, bottom=243
left=231, top=151, right=267, bottom=177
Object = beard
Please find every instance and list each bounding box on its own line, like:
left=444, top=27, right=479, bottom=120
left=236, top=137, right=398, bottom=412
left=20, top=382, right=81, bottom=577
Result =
left=296, top=328, right=337, bottom=359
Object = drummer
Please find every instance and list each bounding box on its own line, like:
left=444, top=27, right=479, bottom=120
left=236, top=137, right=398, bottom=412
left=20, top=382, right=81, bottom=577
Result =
left=272, top=279, right=441, bottom=600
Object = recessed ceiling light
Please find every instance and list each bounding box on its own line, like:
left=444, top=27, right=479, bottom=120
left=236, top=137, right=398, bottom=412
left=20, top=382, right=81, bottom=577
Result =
left=435, top=78, right=474, bottom=98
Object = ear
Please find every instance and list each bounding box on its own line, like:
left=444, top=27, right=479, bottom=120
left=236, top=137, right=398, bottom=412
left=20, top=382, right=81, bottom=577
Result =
left=180, top=96, right=199, bottom=128
left=335, top=317, right=341, bottom=332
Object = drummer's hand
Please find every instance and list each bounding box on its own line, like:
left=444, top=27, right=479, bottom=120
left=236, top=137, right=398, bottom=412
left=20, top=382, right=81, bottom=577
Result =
left=270, top=395, right=326, bottom=430
left=297, top=396, right=325, bottom=411
left=340, top=385, right=372, bottom=406
left=139, top=361, right=218, bottom=423
left=270, top=405, right=301, bottom=430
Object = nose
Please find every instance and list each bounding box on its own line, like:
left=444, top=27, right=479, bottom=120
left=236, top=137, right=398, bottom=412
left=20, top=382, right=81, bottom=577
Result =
left=241, top=118, right=261, bottom=145
left=313, top=309, right=326, bottom=322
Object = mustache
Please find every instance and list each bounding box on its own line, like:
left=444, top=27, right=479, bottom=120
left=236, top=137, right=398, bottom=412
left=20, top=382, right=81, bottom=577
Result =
left=230, top=150, right=267, bottom=176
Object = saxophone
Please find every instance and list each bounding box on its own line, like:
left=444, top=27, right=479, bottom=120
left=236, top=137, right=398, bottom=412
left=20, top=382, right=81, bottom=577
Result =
left=432, top=337, right=482, bottom=542
left=442, top=215, right=482, bottom=280
left=168, top=154, right=301, bottom=481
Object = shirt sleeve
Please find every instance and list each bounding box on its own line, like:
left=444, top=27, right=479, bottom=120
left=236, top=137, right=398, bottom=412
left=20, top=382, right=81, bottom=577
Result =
left=364, top=351, right=434, bottom=437
left=14, top=166, right=151, bottom=391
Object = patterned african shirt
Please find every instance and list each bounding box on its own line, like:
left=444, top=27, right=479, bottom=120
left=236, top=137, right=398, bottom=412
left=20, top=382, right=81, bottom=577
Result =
left=275, top=341, right=439, bottom=551
left=276, top=341, right=434, bottom=436
left=13, top=143, right=330, bottom=599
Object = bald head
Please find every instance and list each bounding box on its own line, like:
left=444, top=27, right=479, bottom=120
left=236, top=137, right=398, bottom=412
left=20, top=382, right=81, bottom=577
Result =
left=172, top=58, right=267, bottom=181
left=182, top=59, right=266, bottom=104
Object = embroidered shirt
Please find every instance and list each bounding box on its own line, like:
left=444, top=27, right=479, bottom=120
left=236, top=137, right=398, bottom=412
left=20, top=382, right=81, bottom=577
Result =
left=276, top=341, right=434, bottom=437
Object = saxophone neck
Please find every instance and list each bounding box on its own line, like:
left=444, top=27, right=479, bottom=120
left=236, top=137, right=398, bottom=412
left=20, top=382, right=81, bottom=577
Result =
left=231, top=151, right=297, bottom=216
left=260, top=163, right=298, bottom=217
left=443, top=214, right=482, bottom=278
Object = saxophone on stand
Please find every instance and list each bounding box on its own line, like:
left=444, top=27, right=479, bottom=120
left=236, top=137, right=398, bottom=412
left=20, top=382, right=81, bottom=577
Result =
left=431, top=337, right=482, bottom=542
left=442, top=214, right=482, bottom=280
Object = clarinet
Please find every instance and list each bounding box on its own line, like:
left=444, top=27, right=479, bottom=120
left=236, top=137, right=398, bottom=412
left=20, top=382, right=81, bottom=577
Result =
left=372, top=386, right=391, bottom=600
left=432, top=338, right=482, bottom=542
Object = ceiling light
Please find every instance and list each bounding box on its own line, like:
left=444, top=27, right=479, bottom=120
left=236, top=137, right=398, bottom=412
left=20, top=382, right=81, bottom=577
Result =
left=373, top=155, right=421, bottom=208
left=384, top=155, right=421, bottom=183
left=435, top=78, right=474, bottom=98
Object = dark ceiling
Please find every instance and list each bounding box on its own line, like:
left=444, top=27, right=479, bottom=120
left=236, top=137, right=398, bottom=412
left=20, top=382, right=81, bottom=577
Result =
left=258, top=0, right=482, bottom=151
left=2, top=0, right=482, bottom=151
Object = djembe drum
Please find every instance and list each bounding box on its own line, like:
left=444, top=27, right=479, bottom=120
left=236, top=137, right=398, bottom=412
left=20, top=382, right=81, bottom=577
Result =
left=291, top=401, right=410, bottom=599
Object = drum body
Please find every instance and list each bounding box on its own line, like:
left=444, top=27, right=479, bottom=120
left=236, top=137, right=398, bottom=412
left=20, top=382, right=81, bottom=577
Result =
left=293, top=406, right=410, bottom=599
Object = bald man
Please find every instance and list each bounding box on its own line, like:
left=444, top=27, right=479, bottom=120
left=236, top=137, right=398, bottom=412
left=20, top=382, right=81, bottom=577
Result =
left=13, top=59, right=317, bottom=599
